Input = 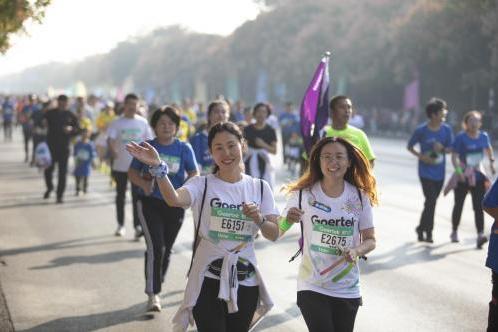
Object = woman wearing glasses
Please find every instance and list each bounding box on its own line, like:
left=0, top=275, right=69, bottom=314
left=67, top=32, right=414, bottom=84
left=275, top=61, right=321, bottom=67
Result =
left=277, top=136, right=378, bottom=332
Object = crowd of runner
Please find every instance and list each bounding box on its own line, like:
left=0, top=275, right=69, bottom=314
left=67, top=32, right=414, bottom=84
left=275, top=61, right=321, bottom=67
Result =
left=0, top=92, right=496, bottom=331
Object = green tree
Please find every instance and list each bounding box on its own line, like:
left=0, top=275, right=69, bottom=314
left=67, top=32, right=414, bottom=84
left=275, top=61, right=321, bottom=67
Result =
left=0, top=0, right=51, bottom=53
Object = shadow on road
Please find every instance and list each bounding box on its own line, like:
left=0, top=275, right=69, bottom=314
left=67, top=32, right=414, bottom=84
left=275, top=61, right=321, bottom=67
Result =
left=17, top=302, right=156, bottom=332
left=361, top=241, right=476, bottom=275
left=0, top=236, right=123, bottom=257
left=0, top=200, right=52, bottom=210
left=30, top=249, right=144, bottom=270
left=254, top=305, right=301, bottom=331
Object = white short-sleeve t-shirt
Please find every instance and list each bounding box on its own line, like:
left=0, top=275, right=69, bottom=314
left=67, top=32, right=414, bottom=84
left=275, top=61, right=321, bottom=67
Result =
left=183, top=173, right=279, bottom=286
left=107, top=115, right=154, bottom=172
left=283, top=181, right=374, bottom=298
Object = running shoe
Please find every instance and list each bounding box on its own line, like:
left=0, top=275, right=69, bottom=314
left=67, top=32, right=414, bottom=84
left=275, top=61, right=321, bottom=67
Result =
left=424, top=231, right=434, bottom=243
left=477, top=234, right=488, bottom=249
left=43, top=190, right=52, bottom=199
left=415, top=226, right=424, bottom=242
left=115, top=226, right=125, bottom=237
left=450, top=231, right=459, bottom=243
left=147, top=294, right=161, bottom=312
left=134, top=226, right=143, bottom=241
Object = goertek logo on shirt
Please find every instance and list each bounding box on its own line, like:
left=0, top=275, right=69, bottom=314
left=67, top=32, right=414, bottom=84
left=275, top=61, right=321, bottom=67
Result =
left=311, top=215, right=355, bottom=227
left=210, top=197, right=258, bottom=210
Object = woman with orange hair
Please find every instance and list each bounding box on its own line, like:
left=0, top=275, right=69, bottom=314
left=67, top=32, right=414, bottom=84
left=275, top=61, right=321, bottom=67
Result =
left=277, top=136, right=378, bottom=332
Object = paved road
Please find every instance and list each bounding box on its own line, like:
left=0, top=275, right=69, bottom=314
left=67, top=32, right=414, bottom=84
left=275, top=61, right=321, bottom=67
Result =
left=0, top=131, right=493, bottom=331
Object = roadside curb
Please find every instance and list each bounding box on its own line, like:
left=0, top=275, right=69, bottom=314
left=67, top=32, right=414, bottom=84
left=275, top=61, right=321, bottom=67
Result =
left=0, top=266, right=15, bottom=332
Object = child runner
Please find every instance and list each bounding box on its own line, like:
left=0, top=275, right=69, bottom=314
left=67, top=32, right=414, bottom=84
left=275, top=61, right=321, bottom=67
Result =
left=73, top=129, right=96, bottom=195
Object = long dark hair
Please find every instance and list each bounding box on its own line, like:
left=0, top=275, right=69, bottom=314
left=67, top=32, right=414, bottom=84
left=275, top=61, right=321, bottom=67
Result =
left=208, top=122, right=245, bottom=174
left=286, top=136, right=378, bottom=205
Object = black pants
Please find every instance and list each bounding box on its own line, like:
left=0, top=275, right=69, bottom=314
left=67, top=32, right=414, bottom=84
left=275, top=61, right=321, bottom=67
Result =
left=418, top=177, right=444, bottom=233
left=44, top=152, right=69, bottom=199
left=22, top=126, right=32, bottom=159
left=139, top=196, right=184, bottom=295
left=193, top=277, right=259, bottom=332
left=3, top=120, right=12, bottom=140
left=297, top=290, right=361, bottom=332
left=111, top=171, right=140, bottom=228
left=452, top=179, right=485, bottom=233
left=75, top=176, right=88, bottom=193
left=489, top=271, right=498, bottom=332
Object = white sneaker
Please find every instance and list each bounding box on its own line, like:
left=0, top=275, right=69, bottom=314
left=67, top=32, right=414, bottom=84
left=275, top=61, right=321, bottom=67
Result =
left=477, top=233, right=488, bottom=249
left=115, top=226, right=125, bottom=237
left=147, top=294, right=161, bottom=312
left=134, top=226, right=143, bottom=241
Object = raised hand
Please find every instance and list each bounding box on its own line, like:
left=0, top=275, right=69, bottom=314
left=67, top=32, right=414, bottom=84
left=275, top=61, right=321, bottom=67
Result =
left=126, top=141, right=161, bottom=166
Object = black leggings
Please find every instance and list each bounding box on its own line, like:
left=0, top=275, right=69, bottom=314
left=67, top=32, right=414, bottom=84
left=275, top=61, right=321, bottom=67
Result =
left=418, top=177, right=444, bottom=233
left=489, top=271, right=498, bottom=332
left=111, top=171, right=140, bottom=227
left=22, top=126, right=31, bottom=158
left=193, top=277, right=259, bottom=332
left=75, top=176, right=88, bottom=193
left=297, top=290, right=361, bottom=332
left=451, top=179, right=485, bottom=233
left=139, top=196, right=184, bottom=295
left=3, top=121, right=12, bottom=140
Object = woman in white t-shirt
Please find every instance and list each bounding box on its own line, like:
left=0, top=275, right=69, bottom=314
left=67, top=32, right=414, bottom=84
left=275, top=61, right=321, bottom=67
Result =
left=278, top=136, right=378, bottom=332
left=126, top=122, right=280, bottom=332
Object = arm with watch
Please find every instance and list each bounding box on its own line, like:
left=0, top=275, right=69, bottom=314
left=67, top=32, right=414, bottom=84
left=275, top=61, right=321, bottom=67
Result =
left=126, top=141, right=192, bottom=208
left=242, top=202, right=280, bottom=241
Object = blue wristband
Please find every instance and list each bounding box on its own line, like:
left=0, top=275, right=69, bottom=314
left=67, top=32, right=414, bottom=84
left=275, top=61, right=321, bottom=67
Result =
left=149, top=161, right=169, bottom=179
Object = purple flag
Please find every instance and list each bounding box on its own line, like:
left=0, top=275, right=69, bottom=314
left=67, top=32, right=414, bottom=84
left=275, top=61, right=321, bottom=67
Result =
left=300, top=53, right=330, bottom=153
left=403, top=78, right=419, bottom=111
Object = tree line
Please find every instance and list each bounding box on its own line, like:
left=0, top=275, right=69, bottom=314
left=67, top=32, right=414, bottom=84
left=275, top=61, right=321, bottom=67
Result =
left=1, top=0, right=497, bottom=116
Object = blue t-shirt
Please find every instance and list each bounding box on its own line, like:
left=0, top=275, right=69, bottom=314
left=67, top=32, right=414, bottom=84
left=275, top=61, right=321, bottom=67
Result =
left=483, top=178, right=498, bottom=272
left=73, top=141, right=96, bottom=177
left=189, top=131, right=212, bottom=175
left=279, top=112, right=300, bottom=138
left=407, top=123, right=453, bottom=181
left=21, top=104, right=40, bottom=128
left=130, top=138, right=197, bottom=199
left=2, top=101, right=15, bottom=122
left=452, top=131, right=491, bottom=181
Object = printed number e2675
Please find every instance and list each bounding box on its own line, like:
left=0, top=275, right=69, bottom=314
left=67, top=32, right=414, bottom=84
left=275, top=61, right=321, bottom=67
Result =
left=321, top=234, right=346, bottom=247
